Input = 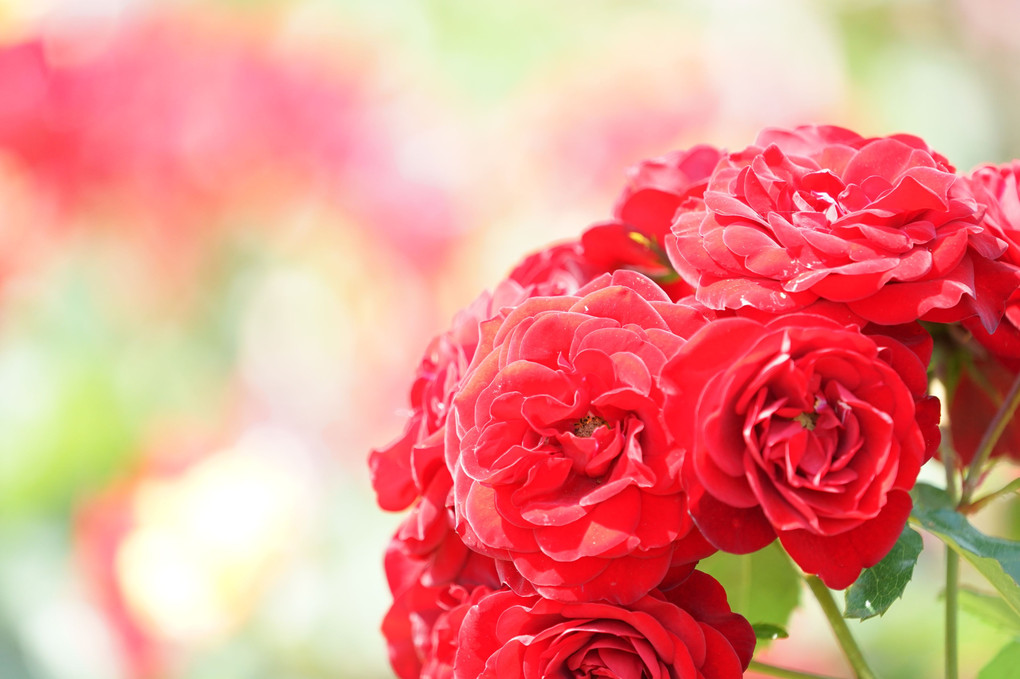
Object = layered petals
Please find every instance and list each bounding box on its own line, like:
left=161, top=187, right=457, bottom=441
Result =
left=453, top=571, right=754, bottom=679
left=662, top=313, right=934, bottom=588
left=447, top=271, right=715, bottom=603
left=665, top=124, right=1018, bottom=329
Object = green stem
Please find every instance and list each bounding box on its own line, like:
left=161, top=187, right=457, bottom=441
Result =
left=945, top=549, right=959, bottom=679
left=748, top=659, right=844, bottom=679
left=941, top=413, right=961, bottom=679
left=804, top=575, right=876, bottom=679
left=961, top=369, right=1020, bottom=503
left=961, top=477, right=1020, bottom=515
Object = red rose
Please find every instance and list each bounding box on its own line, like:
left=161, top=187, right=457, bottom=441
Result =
left=663, top=313, right=937, bottom=589
left=666, top=125, right=1019, bottom=330
left=453, top=570, right=754, bottom=679
left=446, top=270, right=716, bottom=604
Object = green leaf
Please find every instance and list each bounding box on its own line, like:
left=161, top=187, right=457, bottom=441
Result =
left=957, top=586, right=1020, bottom=633
left=978, top=640, right=1020, bottom=679
left=698, top=542, right=800, bottom=644
left=844, top=524, right=923, bottom=620
left=911, top=483, right=1020, bottom=617
left=751, top=623, right=789, bottom=640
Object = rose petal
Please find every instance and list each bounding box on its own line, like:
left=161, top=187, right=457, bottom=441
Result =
left=778, top=489, right=913, bottom=589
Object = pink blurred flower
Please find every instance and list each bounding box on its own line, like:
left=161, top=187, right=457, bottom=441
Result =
left=0, top=16, right=461, bottom=279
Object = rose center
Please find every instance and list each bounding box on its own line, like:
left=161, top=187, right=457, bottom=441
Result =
left=573, top=413, right=608, bottom=437
left=794, top=411, right=818, bottom=431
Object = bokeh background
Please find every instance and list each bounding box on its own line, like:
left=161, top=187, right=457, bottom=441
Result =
left=1, top=1, right=1019, bottom=677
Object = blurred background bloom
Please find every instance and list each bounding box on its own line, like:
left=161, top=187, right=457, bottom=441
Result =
left=0, top=1, right=1018, bottom=677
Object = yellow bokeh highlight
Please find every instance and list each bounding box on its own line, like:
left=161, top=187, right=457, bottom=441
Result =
left=116, top=429, right=309, bottom=645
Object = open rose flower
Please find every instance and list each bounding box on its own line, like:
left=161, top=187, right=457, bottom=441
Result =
left=665, top=125, right=1019, bottom=330
left=662, top=313, right=938, bottom=589
left=446, top=270, right=716, bottom=604
left=453, top=570, right=754, bottom=679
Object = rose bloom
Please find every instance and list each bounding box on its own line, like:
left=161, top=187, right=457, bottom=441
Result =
left=662, top=313, right=939, bottom=589
left=665, top=125, right=1019, bottom=330
left=369, top=182, right=705, bottom=515
left=446, top=270, right=716, bottom=604
left=453, top=570, right=755, bottom=679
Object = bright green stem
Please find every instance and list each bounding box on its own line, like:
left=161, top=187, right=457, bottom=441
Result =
left=961, top=369, right=1020, bottom=503
left=945, top=549, right=959, bottom=679
left=748, top=659, right=843, bottom=679
left=804, top=575, right=876, bottom=679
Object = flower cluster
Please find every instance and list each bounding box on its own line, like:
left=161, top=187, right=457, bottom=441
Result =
left=370, top=124, right=1020, bottom=677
